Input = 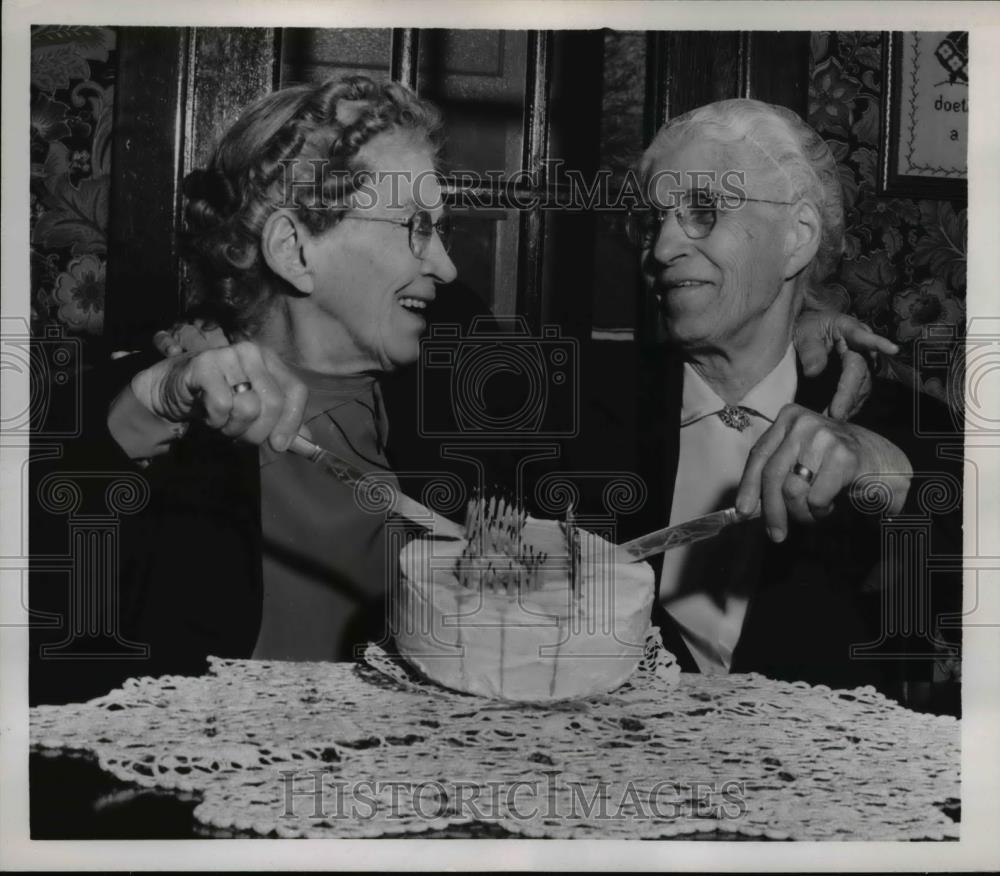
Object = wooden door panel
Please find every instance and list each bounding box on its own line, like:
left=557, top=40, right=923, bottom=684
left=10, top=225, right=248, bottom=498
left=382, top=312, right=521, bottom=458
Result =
left=105, top=27, right=188, bottom=349
left=105, top=29, right=809, bottom=348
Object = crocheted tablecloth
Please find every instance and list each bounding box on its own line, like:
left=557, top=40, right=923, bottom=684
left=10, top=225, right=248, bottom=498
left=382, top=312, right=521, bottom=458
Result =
left=30, top=646, right=959, bottom=840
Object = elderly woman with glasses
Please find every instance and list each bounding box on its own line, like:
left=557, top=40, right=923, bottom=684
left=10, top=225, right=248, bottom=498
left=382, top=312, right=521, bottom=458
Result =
left=94, top=76, right=457, bottom=683
left=577, top=98, right=960, bottom=696
left=80, top=80, right=932, bottom=701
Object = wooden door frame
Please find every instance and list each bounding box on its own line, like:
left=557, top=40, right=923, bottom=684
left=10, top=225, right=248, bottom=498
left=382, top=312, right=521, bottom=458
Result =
left=105, top=27, right=278, bottom=349
left=104, top=28, right=810, bottom=349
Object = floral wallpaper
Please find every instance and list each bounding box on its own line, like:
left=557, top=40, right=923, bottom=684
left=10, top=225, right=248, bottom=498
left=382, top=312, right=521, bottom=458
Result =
left=809, top=32, right=967, bottom=402
left=25, top=26, right=968, bottom=393
left=811, top=32, right=964, bottom=699
left=30, top=26, right=116, bottom=349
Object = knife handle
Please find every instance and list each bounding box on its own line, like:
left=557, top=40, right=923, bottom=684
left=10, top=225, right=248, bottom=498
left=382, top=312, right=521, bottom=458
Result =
left=289, top=433, right=326, bottom=464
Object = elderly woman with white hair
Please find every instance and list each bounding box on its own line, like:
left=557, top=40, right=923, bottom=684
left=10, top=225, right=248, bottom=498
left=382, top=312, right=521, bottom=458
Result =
left=85, top=85, right=956, bottom=706
left=51, top=76, right=458, bottom=700
left=579, top=98, right=961, bottom=696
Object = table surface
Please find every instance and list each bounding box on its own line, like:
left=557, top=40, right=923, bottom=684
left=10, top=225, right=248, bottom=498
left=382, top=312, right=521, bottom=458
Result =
left=29, top=650, right=962, bottom=841
left=32, top=750, right=786, bottom=840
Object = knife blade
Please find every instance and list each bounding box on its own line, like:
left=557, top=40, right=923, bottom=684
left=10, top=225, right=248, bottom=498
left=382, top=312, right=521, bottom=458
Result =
left=615, top=506, right=760, bottom=563
left=288, top=434, right=465, bottom=539
left=291, top=433, right=757, bottom=556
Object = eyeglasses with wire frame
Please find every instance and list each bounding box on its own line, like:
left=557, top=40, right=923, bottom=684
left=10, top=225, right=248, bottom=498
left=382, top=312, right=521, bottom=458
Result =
left=339, top=209, right=453, bottom=258
left=626, top=190, right=797, bottom=248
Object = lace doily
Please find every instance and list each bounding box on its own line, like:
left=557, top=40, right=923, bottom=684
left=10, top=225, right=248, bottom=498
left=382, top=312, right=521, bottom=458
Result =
left=31, top=642, right=959, bottom=841
left=362, top=626, right=681, bottom=701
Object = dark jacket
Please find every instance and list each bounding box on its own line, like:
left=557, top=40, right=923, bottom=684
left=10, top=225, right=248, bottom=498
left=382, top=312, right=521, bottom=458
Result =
left=30, top=339, right=962, bottom=709
left=29, top=282, right=506, bottom=705
left=556, top=341, right=963, bottom=700
left=30, top=350, right=262, bottom=704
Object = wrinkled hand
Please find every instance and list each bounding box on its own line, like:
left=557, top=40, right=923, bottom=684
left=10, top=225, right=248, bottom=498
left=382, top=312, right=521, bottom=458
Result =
left=735, top=403, right=912, bottom=542
left=153, top=319, right=229, bottom=358
left=130, top=341, right=308, bottom=452
left=793, top=310, right=899, bottom=420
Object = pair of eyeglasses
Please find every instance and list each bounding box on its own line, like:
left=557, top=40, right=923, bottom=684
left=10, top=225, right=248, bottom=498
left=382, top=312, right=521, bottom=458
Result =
left=625, top=191, right=796, bottom=247
left=340, top=210, right=453, bottom=258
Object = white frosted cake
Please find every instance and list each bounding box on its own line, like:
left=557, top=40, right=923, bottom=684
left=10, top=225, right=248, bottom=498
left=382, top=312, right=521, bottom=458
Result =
left=395, top=514, right=654, bottom=702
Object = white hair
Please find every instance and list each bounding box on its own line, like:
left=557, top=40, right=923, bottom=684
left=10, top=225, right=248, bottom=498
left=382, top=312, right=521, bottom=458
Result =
left=641, top=98, right=846, bottom=305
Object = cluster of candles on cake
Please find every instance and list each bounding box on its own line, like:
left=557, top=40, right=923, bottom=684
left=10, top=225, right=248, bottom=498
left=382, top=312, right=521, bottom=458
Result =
left=455, top=492, right=582, bottom=595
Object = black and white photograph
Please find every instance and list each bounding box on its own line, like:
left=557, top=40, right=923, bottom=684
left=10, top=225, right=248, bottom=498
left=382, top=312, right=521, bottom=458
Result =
left=2, top=0, right=998, bottom=870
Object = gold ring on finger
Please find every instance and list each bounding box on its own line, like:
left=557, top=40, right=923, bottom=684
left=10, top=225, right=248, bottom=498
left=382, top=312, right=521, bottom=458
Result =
left=791, top=462, right=816, bottom=485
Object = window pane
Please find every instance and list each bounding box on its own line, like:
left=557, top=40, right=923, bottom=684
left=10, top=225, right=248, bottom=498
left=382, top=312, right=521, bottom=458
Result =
left=448, top=208, right=520, bottom=317
left=417, top=30, right=526, bottom=177
left=590, top=30, right=648, bottom=335
left=599, top=31, right=647, bottom=180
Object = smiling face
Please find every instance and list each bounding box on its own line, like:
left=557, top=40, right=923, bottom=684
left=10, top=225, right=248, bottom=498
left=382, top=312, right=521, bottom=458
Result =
left=642, top=132, right=800, bottom=354
left=301, top=128, right=457, bottom=373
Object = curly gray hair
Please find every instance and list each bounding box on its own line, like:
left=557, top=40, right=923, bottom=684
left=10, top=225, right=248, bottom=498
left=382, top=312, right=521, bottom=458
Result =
left=640, top=98, right=846, bottom=308
left=182, top=75, right=443, bottom=335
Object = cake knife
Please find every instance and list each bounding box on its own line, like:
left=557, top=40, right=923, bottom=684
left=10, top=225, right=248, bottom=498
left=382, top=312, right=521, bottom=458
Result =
left=287, top=434, right=465, bottom=539
left=615, top=506, right=761, bottom=563
left=289, top=432, right=755, bottom=555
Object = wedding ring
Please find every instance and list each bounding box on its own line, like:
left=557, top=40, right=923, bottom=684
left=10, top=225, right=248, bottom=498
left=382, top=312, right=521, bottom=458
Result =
left=791, top=462, right=816, bottom=485
left=232, top=381, right=253, bottom=394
